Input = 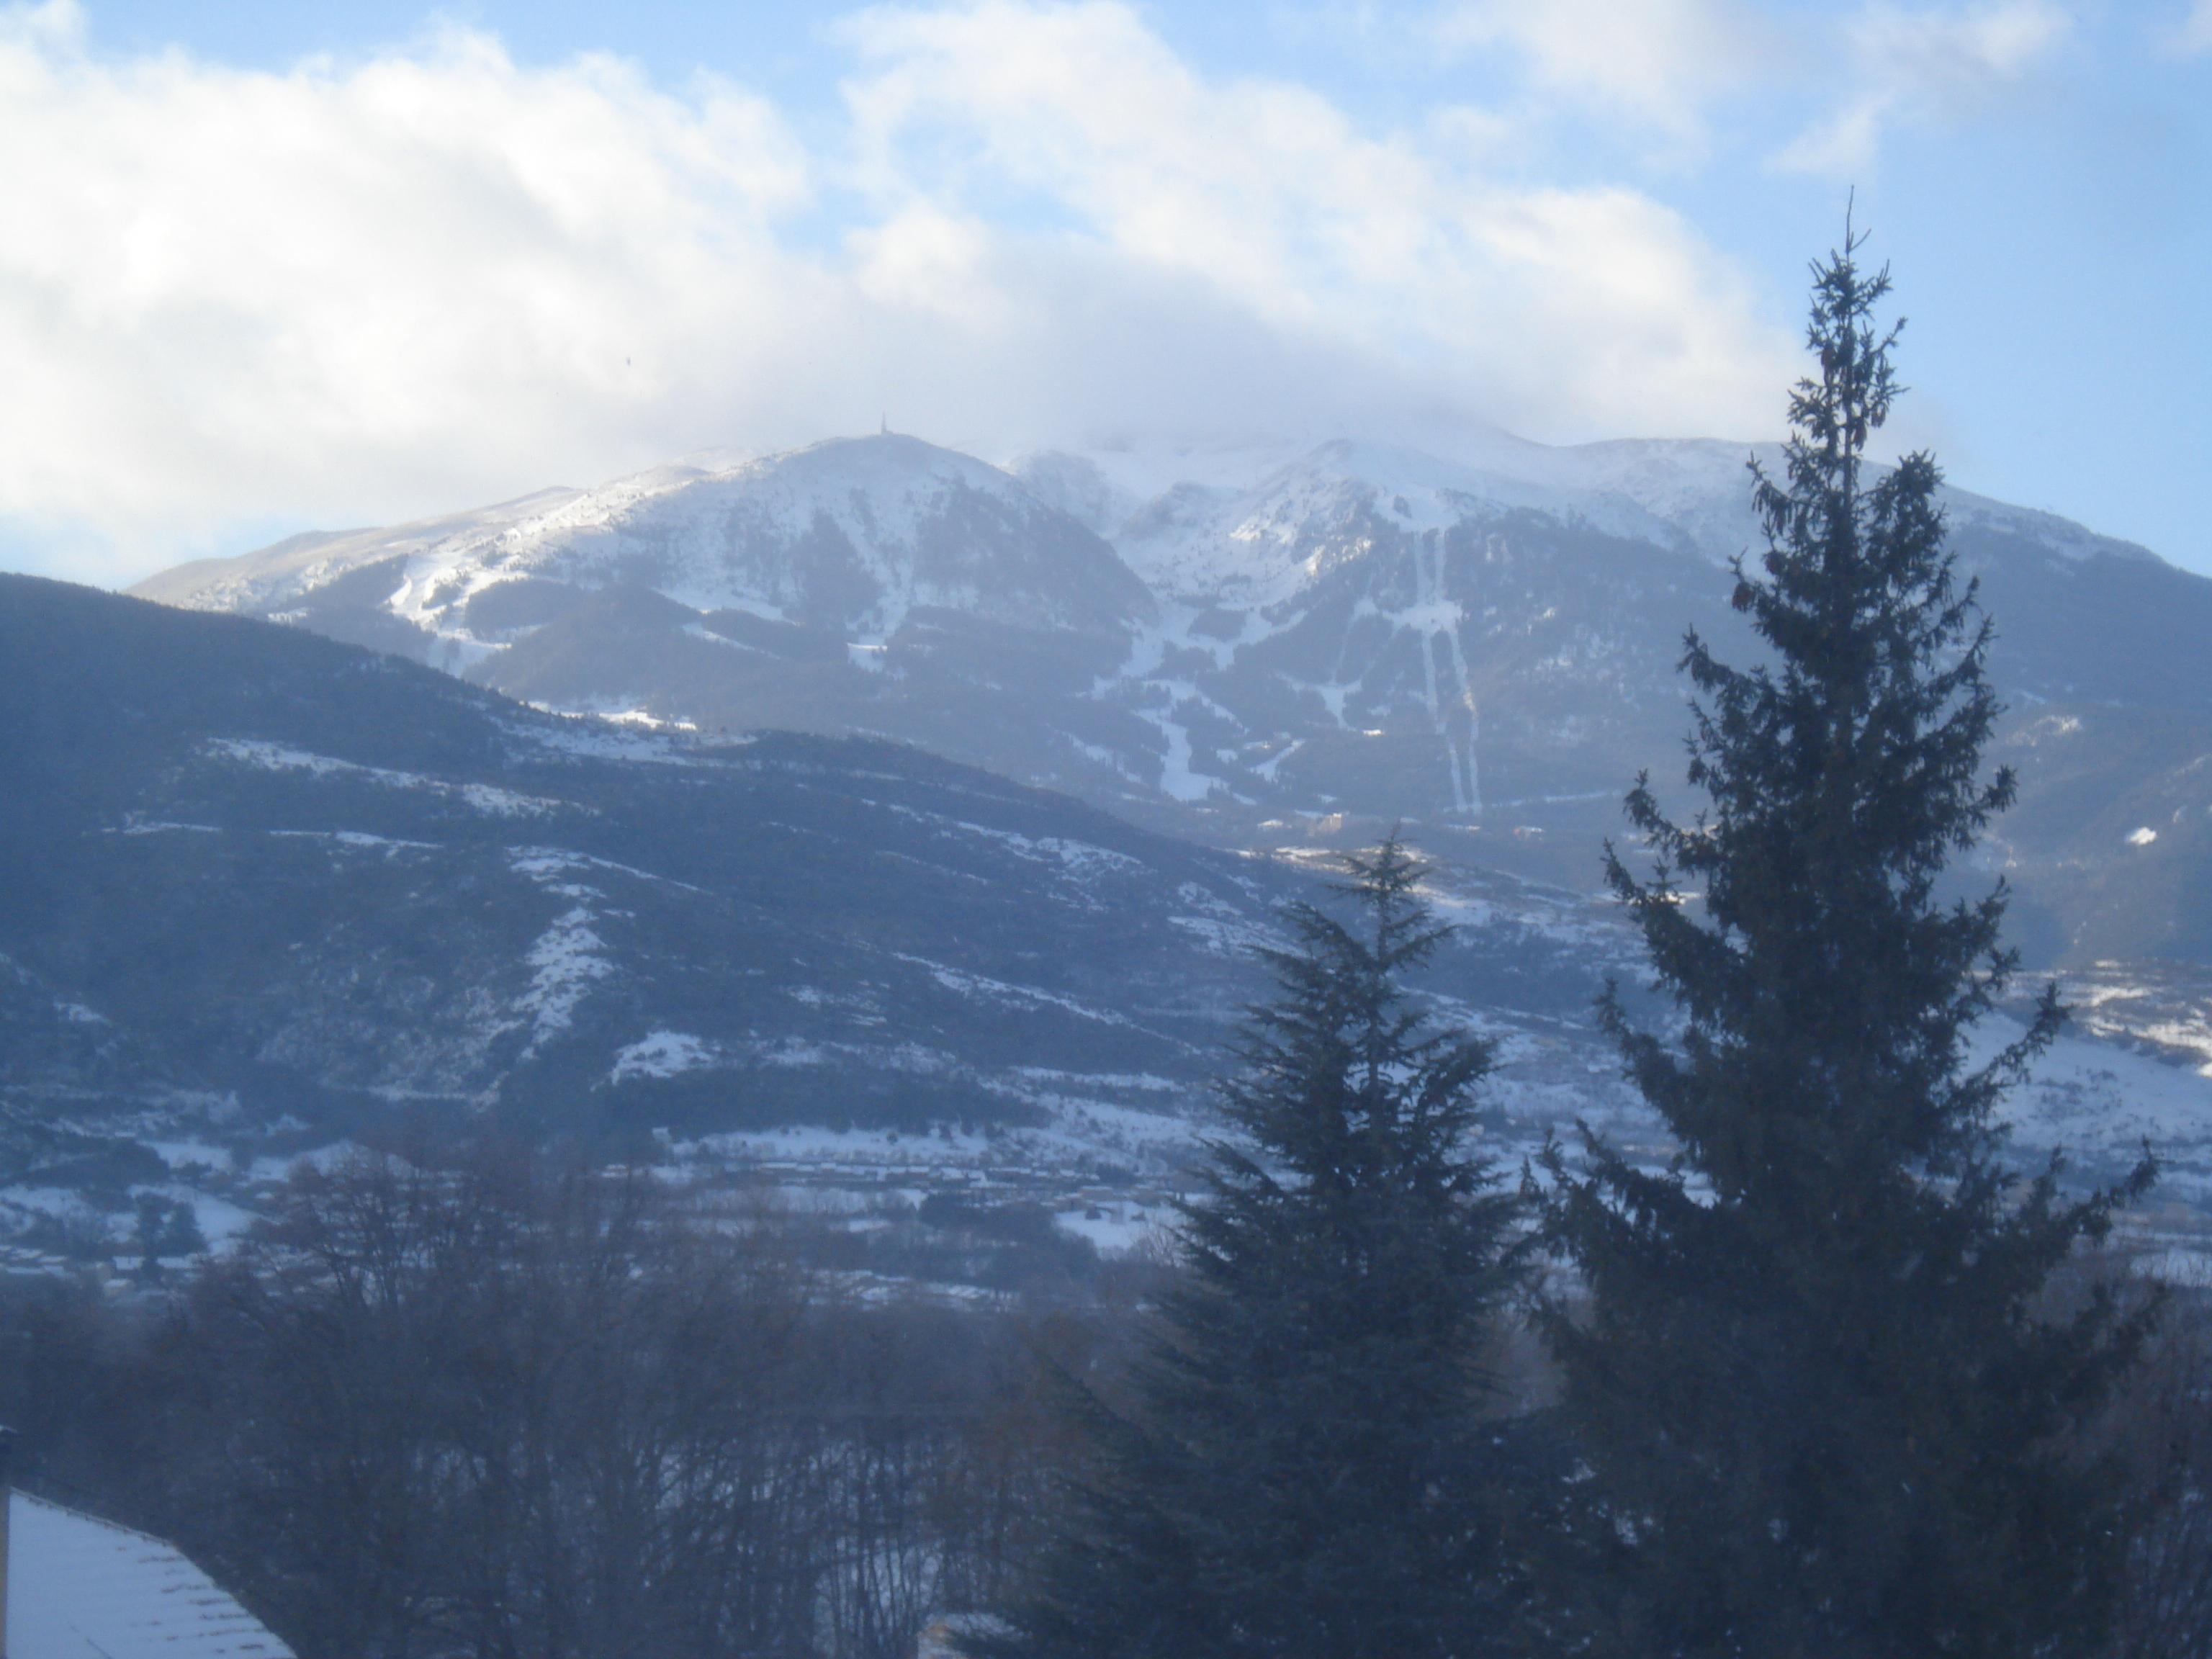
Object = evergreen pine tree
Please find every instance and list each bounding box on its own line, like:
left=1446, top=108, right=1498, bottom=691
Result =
left=1539, top=225, right=2156, bottom=1658
left=976, top=838, right=1532, bottom=1659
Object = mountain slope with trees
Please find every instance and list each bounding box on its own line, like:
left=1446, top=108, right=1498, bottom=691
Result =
left=0, top=575, right=1613, bottom=1213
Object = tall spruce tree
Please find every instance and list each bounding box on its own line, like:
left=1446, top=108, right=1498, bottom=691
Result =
left=1540, top=228, right=2156, bottom=1658
left=976, top=839, right=1532, bottom=1659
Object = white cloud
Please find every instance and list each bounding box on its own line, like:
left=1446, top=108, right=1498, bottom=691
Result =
left=0, top=4, right=820, bottom=577
left=0, top=0, right=1793, bottom=584
left=1430, top=0, right=1768, bottom=142
left=838, top=2, right=1791, bottom=433
left=1777, top=0, right=2072, bottom=176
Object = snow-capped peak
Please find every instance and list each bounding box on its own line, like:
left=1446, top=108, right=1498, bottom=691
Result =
left=1098, top=436, right=1700, bottom=606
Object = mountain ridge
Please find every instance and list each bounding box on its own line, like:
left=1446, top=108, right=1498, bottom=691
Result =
left=131, top=428, right=2212, bottom=967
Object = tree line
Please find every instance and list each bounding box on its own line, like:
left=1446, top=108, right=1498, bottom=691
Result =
left=0, top=1146, right=1125, bottom=1659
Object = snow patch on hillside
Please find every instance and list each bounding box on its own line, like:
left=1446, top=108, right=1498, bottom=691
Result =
left=509, top=846, right=701, bottom=893
left=612, top=1030, right=717, bottom=1083
left=1986, top=1015, right=2212, bottom=1195
left=509, top=850, right=621, bottom=1053
left=266, top=827, right=440, bottom=856
left=518, top=908, right=611, bottom=1051
left=516, top=715, right=703, bottom=763
left=204, top=739, right=570, bottom=817
left=893, top=954, right=1134, bottom=1026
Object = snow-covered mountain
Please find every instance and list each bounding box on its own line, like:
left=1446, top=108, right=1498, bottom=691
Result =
left=135, top=428, right=2212, bottom=967
left=142, top=434, right=1151, bottom=665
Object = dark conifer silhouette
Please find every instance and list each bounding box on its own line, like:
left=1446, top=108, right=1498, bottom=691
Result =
left=978, top=837, right=1532, bottom=1659
left=1539, top=225, right=2156, bottom=1658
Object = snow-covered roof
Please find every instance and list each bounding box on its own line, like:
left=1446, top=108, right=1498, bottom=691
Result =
left=8, top=1490, right=293, bottom=1659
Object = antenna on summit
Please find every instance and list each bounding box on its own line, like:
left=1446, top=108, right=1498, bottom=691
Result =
left=880, top=412, right=889, bottom=436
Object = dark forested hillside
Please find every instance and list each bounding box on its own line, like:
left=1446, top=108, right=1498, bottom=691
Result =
left=0, top=575, right=1610, bottom=1202
left=0, top=574, right=1266, bottom=1143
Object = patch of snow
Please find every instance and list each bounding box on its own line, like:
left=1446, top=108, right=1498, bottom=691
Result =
left=508, top=845, right=699, bottom=891
left=599, top=706, right=700, bottom=732
left=203, top=738, right=571, bottom=817
left=1055, top=1202, right=1166, bottom=1256
left=0, top=1186, right=106, bottom=1222
left=889, top=960, right=1141, bottom=1026
left=459, top=781, right=562, bottom=815
left=683, top=620, right=767, bottom=655
left=243, top=1142, right=363, bottom=1184
left=2060, top=966, right=2212, bottom=1079
left=889, top=808, right=1147, bottom=881
left=266, top=828, right=440, bottom=855
left=611, top=1030, right=717, bottom=1083
left=514, top=713, right=715, bottom=763
left=893, top=954, right=1135, bottom=1026
left=2015, top=714, right=2083, bottom=744
left=678, top=1122, right=989, bottom=1170
left=1005, top=1067, right=1185, bottom=1094
left=2134, top=1247, right=2212, bottom=1289
left=149, top=1140, right=233, bottom=1173
left=168, top=1185, right=258, bottom=1256
left=1987, top=1015, right=2212, bottom=1171
left=1135, top=696, right=1215, bottom=802
left=1167, top=913, right=1272, bottom=956
left=518, top=907, right=613, bottom=1052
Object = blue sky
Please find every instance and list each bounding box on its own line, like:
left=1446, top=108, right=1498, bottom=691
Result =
left=2, top=0, right=2206, bottom=580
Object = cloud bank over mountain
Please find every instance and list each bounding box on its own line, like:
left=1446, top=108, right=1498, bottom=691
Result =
left=0, top=0, right=1797, bottom=581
